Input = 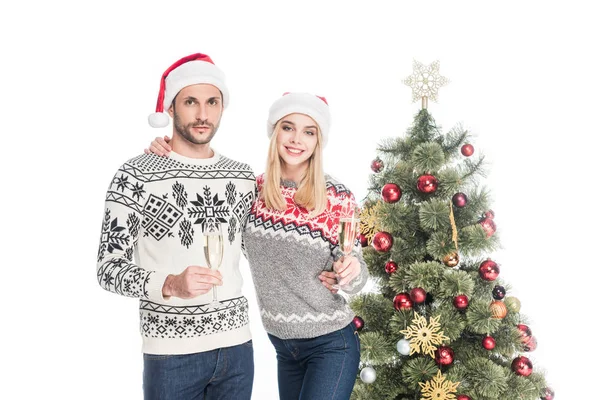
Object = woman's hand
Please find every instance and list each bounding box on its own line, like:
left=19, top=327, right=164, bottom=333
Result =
left=319, top=271, right=339, bottom=294
left=333, top=255, right=361, bottom=287
left=144, top=135, right=172, bottom=157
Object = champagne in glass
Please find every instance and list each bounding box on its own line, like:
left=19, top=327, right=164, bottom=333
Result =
left=333, top=206, right=360, bottom=290
left=203, top=228, right=223, bottom=309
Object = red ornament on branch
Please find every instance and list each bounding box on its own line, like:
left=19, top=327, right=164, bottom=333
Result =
left=409, top=287, right=427, bottom=304
left=456, top=396, right=472, bottom=400
left=512, top=356, right=533, bottom=376
left=452, top=192, right=468, bottom=208
left=357, top=233, right=368, bottom=247
left=492, top=285, right=506, bottom=300
left=484, top=209, right=495, bottom=219
left=482, top=335, right=496, bottom=350
left=453, top=294, right=469, bottom=310
left=384, top=260, right=398, bottom=274
left=371, top=158, right=384, bottom=173
left=461, top=144, right=474, bottom=157
left=524, top=336, right=537, bottom=352
left=381, top=183, right=402, bottom=203
left=479, top=259, right=500, bottom=281
left=479, top=217, right=496, bottom=238
left=372, top=231, right=393, bottom=252
left=541, top=387, right=555, bottom=400
left=434, top=345, right=454, bottom=366
left=352, top=316, right=364, bottom=331
left=416, top=174, right=438, bottom=193
left=393, top=293, right=413, bottom=310
left=516, top=324, right=532, bottom=342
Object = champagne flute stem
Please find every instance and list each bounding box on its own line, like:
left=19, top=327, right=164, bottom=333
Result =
left=212, top=284, right=218, bottom=304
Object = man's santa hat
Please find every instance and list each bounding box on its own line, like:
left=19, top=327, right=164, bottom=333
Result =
left=148, top=53, right=229, bottom=128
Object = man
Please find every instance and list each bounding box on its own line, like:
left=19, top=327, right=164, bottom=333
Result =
left=96, top=53, right=256, bottom=400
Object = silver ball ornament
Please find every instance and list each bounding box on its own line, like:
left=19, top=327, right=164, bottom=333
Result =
left=397, top=339, right=411, bottom=355
left=360, top=366, right=377, bottom=384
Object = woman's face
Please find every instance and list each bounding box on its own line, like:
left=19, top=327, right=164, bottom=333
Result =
left=276, top=113, right=319, bottom=170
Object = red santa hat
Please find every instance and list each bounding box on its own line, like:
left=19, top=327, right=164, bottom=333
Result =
left=148, top=53, right=229, bottom=128
left=267, top=92, right=331, bottom=147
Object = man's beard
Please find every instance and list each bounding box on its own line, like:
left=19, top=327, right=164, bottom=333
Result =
left=173, top=113, right=220, bottom=145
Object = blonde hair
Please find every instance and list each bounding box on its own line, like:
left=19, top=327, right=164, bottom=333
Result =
left=262, top=117, right=327, bottom=216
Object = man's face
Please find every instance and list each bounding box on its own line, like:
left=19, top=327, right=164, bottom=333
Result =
left=168, top=84, right=223, bottom=145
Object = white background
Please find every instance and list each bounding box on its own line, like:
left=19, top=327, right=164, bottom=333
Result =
left=2, top=1, right=597, bottom=398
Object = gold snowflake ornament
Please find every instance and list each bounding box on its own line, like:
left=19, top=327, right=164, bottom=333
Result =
left=359, top=203, right=381, bottom=242
left=403, top=60, right=449, bottom=108
left=400, top=314, right=449, bottom=358
left=419, top=370, right=460, bottom=400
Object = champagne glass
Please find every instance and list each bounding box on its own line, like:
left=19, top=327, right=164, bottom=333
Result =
left=203, top=226, right=224, bottom=309
left=333, top=205, right=361, bottom=290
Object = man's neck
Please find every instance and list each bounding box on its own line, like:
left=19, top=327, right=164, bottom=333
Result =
left=170, top=135, right=213, bottom=159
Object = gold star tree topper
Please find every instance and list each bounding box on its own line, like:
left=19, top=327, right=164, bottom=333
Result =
left=419, top=370, right=460, bottom=400
left=403, top=60, right=449, bottom=109
left=399, top=314, right=449, bottom=358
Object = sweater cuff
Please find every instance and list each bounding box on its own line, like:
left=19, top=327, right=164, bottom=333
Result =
left=146, top=271, right=171, bottom=302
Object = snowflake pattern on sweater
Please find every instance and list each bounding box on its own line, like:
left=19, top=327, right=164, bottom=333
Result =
left=97, top=152, right=256, bottom=355
left=243, top=174, right=369, bottom=340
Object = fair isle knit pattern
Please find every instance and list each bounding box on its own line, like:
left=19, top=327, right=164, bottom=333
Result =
left=97, top=151, right=256, bottom=355
left=243, top=174, right=369, bottom=340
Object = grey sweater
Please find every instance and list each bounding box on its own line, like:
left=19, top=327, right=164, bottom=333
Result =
left=243, top=174, right=369, bottom=339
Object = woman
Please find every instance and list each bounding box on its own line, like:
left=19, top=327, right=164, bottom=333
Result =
left=146, top=92, right=369, bottom=400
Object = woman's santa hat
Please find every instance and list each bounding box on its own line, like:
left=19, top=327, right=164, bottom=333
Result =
left=267, top=92, right=331, bottom=147
left=148, top=53, right=229, bottom=128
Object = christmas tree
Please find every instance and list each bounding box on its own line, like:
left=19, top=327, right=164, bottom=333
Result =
left=349, top=61, right=554, bottom=400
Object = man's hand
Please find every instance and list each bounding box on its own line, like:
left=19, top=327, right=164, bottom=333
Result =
left=162, top=266, right=222, bottom=299
left=144, top=135, right=172, bottom=157
left=333, top=256, right=361, bottom=287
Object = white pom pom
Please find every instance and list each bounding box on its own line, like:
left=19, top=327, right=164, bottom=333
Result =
left=148, top=112, right=170, bottom=128
left=360, top=366, right=376, bottom=384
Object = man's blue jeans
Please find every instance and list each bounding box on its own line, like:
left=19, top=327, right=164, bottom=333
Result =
left=142, top=340, right=254, bottom=400
left=268, top=323, right=360, bottom=400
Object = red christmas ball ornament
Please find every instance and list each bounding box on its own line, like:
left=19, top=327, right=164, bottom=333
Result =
left=381, top=183, right=402, bottom=203
left=409, top=287, right=427, bottom=304
left=461, top=143, right=474, bottom=157
left=456, top=396, right=472, bottom=400
left=384, top=260, right=398, bottom=274
left=540, top=387, right=555, bottom=400
left=352, top=316, right=364, bottom=331
left=484, top=209, right=495, bottom=219
left=393, top=293, right=413, bottom=310
left=452, top=192, right=468, bottom=208
left=524, top=336, right=537, bottom=352
left=453, top=294, right=469, bottom=310
left=371, top=157, right=384, bottom=173
left=416, top=174, right=438, bottom=193
left=516, top=324, right=532, bottom=342
left=479, top=259, right=500, bottom=281
left=357, top=233, right=368, bottom=247
left=492, top=285, right=506, bottom=300
left=512, top=356, right=533, bottom=376
left=479, top=217, right=496, bottom=238
left=434, top=345, right=454, bottom=366
left=482, top=335, right=496, bottom=350
left=490, top=300, right=508, bottom=319
left=372, top=231, right=393, bottom=252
